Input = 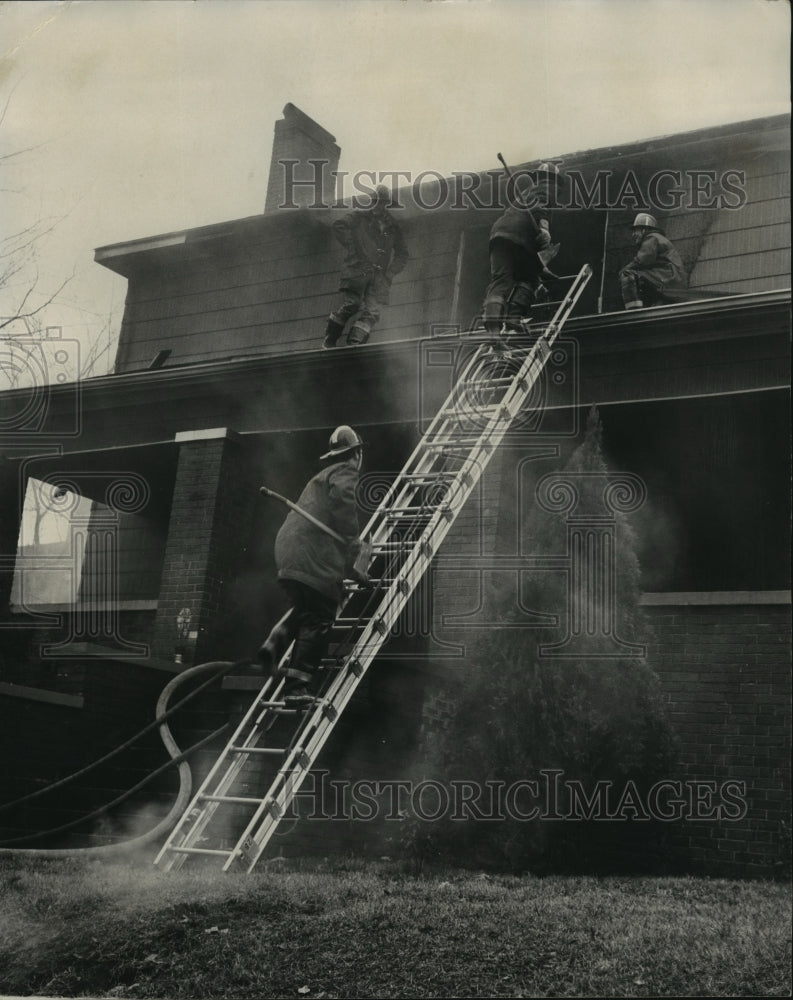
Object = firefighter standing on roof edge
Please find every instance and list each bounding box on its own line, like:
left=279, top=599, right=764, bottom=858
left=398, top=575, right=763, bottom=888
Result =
left=323, top=185, right=409, bottom=349
left=619, top=213, right=685, bottom=309
left=482, top=163, right=564, bottom=336
left=257, top=426, right=367, bottom=703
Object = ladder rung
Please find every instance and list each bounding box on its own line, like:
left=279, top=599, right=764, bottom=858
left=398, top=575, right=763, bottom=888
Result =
left=319, top=658, right=344, bottom=670
left=155, top=264, right=594, bottom=876
left=460, top=377, right=514, bottom=387
left=383, top=512, right=433, bottom=522
left=427, top=438, right=493, bottom=450
left=385, top=506, right=440, bottom=515
left=398, top=473, right=458, bottom=481
left=167, top=846, right=235, bottom=857
left=437, top=400, right=501, bottom=414
left=200, top=794, right=263, bottom=805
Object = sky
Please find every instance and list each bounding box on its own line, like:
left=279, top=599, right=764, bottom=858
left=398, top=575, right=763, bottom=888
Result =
left=0, top=0, right=790, bottom=377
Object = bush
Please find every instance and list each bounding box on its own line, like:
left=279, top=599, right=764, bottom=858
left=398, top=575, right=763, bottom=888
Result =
left=414, top=408, right=678, bottom=873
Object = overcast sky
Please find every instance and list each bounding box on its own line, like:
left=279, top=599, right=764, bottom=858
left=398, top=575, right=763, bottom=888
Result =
left=0, top=0, right=790, bottom=374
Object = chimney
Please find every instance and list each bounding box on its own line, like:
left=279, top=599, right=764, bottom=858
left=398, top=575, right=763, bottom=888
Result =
left=264, top=103, right=341, bottom=213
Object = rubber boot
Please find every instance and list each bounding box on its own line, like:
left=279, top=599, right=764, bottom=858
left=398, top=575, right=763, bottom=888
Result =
left=323, top=317, right=345, bottom=349
left=505, top=281, right=535, bottom=331
left=289, top=622, right=331, bottom=680
left=257, top=612, right=294, bottom=674
left=346, top=324, right=370, bottom=346
left=281, top=623, right=330, bottom=706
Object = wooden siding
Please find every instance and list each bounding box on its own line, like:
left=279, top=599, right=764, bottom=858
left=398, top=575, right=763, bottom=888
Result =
left=682, top=152, right=790, bottom=294
left=109, top=118, right=790, bottom=372
left=114, top=214, right=463, bottom=373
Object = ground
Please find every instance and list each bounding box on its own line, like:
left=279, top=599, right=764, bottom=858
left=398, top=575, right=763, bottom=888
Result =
left=0, top=856, right=789, bottom=999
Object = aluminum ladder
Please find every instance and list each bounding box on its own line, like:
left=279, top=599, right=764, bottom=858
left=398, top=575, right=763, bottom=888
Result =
left=154, top=262, right=593, bottom=873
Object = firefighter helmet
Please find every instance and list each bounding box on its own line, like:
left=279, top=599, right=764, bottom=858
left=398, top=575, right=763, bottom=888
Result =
left=320, top=425, right=364, bottom=460
left=632, top=212, right=659, bottom=230
left=535, top=161, right=565, bottom=187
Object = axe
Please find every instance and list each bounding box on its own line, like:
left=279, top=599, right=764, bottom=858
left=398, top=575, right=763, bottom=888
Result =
left=259, top=486, right=373, bottom=581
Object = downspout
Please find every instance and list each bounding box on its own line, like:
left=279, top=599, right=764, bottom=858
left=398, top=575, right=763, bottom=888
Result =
left=597, top=211, right=610, bottom=314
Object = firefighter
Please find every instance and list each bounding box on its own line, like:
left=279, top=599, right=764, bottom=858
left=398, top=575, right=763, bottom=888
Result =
left=257, top=426, right=366, bottom=702
left=323, top=185, right=409, bottom=348
left=619, top=213, right=685, bottom=309
left=482, top=163, right=562, bottom=336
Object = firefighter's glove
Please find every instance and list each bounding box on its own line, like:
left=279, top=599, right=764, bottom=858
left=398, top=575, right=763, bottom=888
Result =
left=540, top=266, right=560, bottom=282
left=352, top=569, right=376, bottom=589
left=535, top=220, right=552, bottom=251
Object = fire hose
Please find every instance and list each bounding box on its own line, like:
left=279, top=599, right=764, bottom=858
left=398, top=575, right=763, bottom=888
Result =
left=0, top=659, right=243, bottom=858
left=0, top=487, right=371, bottom=858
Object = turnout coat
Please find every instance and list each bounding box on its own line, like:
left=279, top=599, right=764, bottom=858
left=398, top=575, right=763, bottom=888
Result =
left=625, top=231, right=685, bottom=290
left=274, top=459, right=361, bottom=604
left=332, top=208, right=409, bottom=303
left=489, top=203, right=550, bottom=254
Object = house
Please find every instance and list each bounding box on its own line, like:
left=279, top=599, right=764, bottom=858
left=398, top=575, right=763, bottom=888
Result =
left=1, top=105, right=789, bottom=875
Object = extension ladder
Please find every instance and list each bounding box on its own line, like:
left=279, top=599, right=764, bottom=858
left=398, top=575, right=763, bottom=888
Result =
left=154, top=263, right=593, bottom=873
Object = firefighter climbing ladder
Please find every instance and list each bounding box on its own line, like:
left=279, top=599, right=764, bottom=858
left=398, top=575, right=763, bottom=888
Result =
left=154, top=262, right=593, bottom=873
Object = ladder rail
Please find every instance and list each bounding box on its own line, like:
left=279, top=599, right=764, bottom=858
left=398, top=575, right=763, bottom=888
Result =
left=362, top=266, right=591, bottom=553
left=154, top=673, right=286, bottom=870
left=233, top=266, right=595, bottom=869
left=155, top=263, right=593, bottom=872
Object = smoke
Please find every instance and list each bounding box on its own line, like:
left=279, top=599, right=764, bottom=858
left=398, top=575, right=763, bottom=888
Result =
left=624, top=490, right=682, bottom=593
left=0, top=852, right=270, bottom=973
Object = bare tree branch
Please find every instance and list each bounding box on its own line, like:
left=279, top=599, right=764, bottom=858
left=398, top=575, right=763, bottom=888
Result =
left=0, top=88, right=74, bottom=343
left=0, top=273, right=73, bottom=333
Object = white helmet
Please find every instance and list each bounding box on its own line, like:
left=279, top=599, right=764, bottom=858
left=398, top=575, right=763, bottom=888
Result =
left=320, top=425, right=363, bottom=460
left=535, top=161, right=564, bottom=187
left=632, top=212, right=659, bottom=230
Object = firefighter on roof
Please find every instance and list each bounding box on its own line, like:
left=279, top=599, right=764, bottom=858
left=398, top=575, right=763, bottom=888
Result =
left=258, top=426, right=367, bottom=702
left=619, top=213, right=685, bottom=309
left=323, top=185, right=409, bottom=349
left=482, top=163, right=563, bottom=336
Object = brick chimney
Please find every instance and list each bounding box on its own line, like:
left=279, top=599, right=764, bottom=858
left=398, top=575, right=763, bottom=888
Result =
left=264, top=103, right=341, bottom=213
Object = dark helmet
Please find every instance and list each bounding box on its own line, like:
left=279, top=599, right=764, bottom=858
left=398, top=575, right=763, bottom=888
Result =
left=372, top=184, right=391, bottom=210
left=320, top=425, right=364, bottom=460
left=510, top=161, right=564, bottom=208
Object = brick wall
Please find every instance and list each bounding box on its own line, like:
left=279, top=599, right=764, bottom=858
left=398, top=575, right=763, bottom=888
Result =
left=407, top=596, right=792, bottom=878
left=0, top=656, right=181, bottom=848
left=264, top=103, right=340, bottom=213
left=153, top=429, right=258, bottom=663
left=645, top=599, right=791, bottom=877
left=0, top=466, right=23, bottom=622
left=206, top=662, right=430, bottom=860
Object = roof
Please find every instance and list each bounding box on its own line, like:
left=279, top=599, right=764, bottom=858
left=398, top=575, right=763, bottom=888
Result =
left=96, top=113, right=790, bottom=265
left=93, top=113, right=790, bottom=374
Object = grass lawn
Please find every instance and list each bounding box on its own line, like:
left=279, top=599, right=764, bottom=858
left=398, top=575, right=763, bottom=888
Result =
left=0, top=856, right=789, bottom=999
